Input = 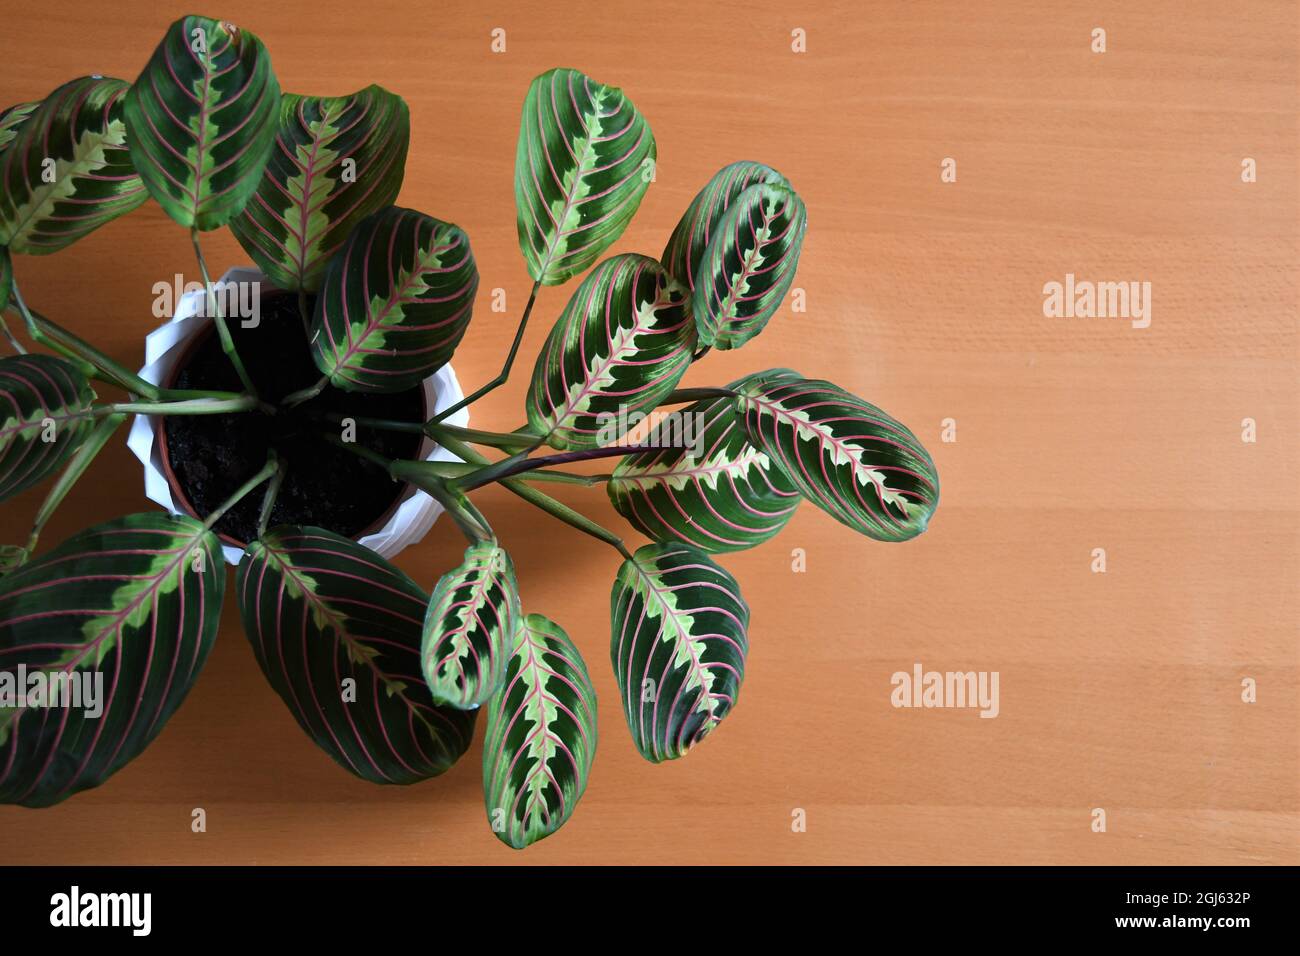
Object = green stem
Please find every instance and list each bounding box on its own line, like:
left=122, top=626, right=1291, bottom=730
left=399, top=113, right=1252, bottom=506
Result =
left=329, top=414, right=425, bottom=434
left=504, top=477, right=632, bottom=559
left=419, top=461, right=601, bottom=486
left=425, top=421, right=542, bottom=453
left=427, top=278, right=541, bottom=425
left=390, top=460, right=494, bottom=544
left=453, top=443, right=656, bottom=493
left=156, top=387, right=253, bottom=401
left=317, top=415, right=539, bottom=452
left=102, top=395, right=259, bottom=417
left=434, top=432, right=632, bottom=560
left=25, top=413, right=127, bottom=554
left=321, top=433, right=391, bottom=469
left=256, top=457, right=288, bottom=538
left=191, top=227, right=259, bottom=399
left=692, top=345, right=712, bottom=362
left=0, top=312, right=26, bottom=353
left=323, top=433, right=493, bottom=543
left=8, top=281, right=97, bottom=379
left=203, top=453, right=279, bottom=532
left=282, top=374, right=328, bottom=407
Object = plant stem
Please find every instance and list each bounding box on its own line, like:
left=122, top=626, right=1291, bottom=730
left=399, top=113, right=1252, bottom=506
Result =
left=424, top=420, right=541, bottom=453
left=191, top=227, right=259, bottom=399
left=427, top=278, right=541, bottom=425
left=334, top=414, right=426, bottom=434
left=313, top=415, right=539, bottom=453
left=433, top=432, right=633, bottom=560
left=0, top=312, right=26, bottom=353
left=505, top=476, right=632, bottom=559
left=282, top=374, right=328, bottom=407
left=389, top=460, right=494, bottom=543
left=256, top=457, right=288, bottom=538
left=419, top=461, right=601, bottom=486
left=323, top=433, right=493, bottom=543
left=302, top=410, right=425, bottom=436
left=452, top=443, right=658, bottom=493
left=156, top=387, right=253, bottom=401
left=203, top=453, right=279, bottom=532
left=322, top=433, right=391, bottom=468
left=8, top=281, right=97, bottom=379
left=25, top=413, right=127, bottom=554
left=102, top=395, right=259, bottom=416
left=692, top=345, right=712, bottom=362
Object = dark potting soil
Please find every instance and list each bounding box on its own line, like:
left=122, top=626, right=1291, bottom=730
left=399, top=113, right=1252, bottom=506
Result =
left=164, top=290, right=425, bottom=544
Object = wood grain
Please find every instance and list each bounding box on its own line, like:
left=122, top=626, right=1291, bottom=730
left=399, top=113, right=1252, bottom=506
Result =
left=0, top=0, right=1295, bottom=865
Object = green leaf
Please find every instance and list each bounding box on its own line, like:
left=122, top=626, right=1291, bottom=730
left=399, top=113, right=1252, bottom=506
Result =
left=0, top=77, right=147, bottom=254
left=660, top=160, right=788, bottom=293
left=237, top=527, right=475, bottom=783
left=124, top=15, right=281, bottom=230
left=608, top=369, right=802, bottom=552
left=422, top=541, right=520, bottom=710
left=311, top=205, right=479, bottom=393
left=515, top=67, right=655, bottom=286
left=611, top=542, right=749, bottom=762
left=525, top=253, right=695, bottom=450
left=0, top=513, right=224, bottom=807
left=482, top=613, right=597, bottom=849
left=737, top=375, right=939, bottom=541
left=0, top=101, right=40, bottom=158
left=0, top=354, right=96, bottom=504
left=691, top=183, right=806, bottom=349
left=230, top=86, right=410, bottom=292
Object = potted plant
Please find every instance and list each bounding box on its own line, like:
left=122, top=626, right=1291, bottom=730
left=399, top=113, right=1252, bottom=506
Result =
left=0, top=14, right=940, bottom=849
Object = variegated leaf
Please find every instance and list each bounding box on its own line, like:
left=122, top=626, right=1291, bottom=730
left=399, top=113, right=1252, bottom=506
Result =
left=0, top=513, right=224, bottom=807
left=525, top=253, right=695, bottom=450
left=422, top=541, right=520, bottom=710
left=607, top=369, right=802, bottom=552
left=238, top=527, right=475, bottom=783
left=230, top=86, right=410, bottom=292
left=311, top=205, right=479, bottom=393
left=692, top=183, right=806, bottom=349
left=124, top=15, right=281, bottom=230
left=661, top=160, right=788, bottom=294
left=0, top=354, right=95, bottom=504
left=0, top=77, right=147, bottom=254
left=737, top=375, right=939, bottom=541
left=483, top=613, right=597, bottom=849
left=611, top=543, right=749, bottom=762
left=0, top=101, right=40, bottom=159
left=515, top=67, right=655, bottom=286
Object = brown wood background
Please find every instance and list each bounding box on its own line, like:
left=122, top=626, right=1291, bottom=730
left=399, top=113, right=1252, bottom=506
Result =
left=0, top=0, right=1296, bottom=865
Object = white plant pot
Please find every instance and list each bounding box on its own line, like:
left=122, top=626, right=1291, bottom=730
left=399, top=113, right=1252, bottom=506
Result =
left=126, top=266, right=469, bottom=565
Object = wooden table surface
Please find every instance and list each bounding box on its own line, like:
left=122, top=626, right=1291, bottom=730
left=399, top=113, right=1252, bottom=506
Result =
left=0, top=0, right=1296, bottom=865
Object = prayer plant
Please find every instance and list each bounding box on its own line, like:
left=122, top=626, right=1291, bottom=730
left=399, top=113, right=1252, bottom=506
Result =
left=0, top=15, right=940, bottom=849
